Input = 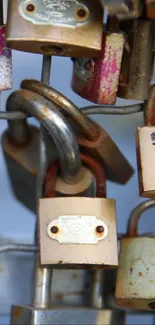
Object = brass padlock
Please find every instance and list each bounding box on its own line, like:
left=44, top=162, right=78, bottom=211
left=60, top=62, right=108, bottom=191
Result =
left=39, top=154, right=118, bottom=268
left=6, top=0, right=103, bottom=57
left=71, top=19, right=125, bottom=105
left=99, top=0, right=142, bottom=19
left=115, top=200, right=155, bottom=311
left=21, top=79, right=134, bottom=184
left=118, top=19, right=155, bottom=100
left=137, top=85, right=155, bottom=199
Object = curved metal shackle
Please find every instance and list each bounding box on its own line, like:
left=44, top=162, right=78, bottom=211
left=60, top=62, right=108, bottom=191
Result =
left=6, top=89, right=82, bottom=184
left=144, top=84, right=155, bottom=126
left=21, top=79, right=99, bottom=141
left=127, top=200, right=155, bottom=238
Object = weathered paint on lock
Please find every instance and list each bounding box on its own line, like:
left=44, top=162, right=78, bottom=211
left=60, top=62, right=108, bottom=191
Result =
left=0, top=26, right=12, bottom=90
left=72, top=32, right=125, bottom=105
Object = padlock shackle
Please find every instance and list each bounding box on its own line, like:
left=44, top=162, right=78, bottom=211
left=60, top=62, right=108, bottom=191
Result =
left=144, top=84, right=155, bottom=126
left=21, top=79, right=99, bottom=141
left=90, top=270, right=103, bottom=309
left=127, top=199, right=155, bottom=237
left=6, top=89, right=82, bottom=184
left=80, top=153, right=107, bottom=198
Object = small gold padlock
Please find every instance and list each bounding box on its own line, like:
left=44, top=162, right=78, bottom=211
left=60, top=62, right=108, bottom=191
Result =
left=118, top=19, right=154, bottom=100
left=39, top=154, right=118, bottom=268
left=6, top=0, right=103, bottom=57
left=115, top=200, right=155, bottom=311
left=137, top=85, right=155, bottom=199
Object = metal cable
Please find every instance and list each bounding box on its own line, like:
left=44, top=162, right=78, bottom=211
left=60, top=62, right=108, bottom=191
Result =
left=0, top=244, right=38, bottom=253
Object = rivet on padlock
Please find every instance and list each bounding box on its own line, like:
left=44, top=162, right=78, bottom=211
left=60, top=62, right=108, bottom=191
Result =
left=118, top=19, right=155, bottom=100
left=21, top=79, right=134, bottom=184
left=115, top=200, right=155, bottom=311
left=6, top=0, right=103, bottom=57
left=99, top=0, right=142, bottom=20
left=71, top=18, right=125, bottom=105
left=39, top=153, right=118, bottom=268
left=0, top=0, right=12, bottom=91
left=137, top=85, right=155, bottom=199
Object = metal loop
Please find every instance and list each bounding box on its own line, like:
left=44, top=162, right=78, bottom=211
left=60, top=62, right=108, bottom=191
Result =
left=127, top=200, right=155, bottom=237
left=21, top=79, right=99, bottom=141
left=6, top=89, right=82, bottom=184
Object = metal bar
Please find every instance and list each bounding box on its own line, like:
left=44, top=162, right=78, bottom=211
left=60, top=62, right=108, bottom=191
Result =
left=81, top=104, right=143, bottom=115
left=33, top=56, right=52, bottom=310
left=0, top=244, right=38, bottom=253
left=21, top=79, right=99, bottom=141
left=0, top=103, right=143, bottom=121
left=90, top=271, right=103, bottom=310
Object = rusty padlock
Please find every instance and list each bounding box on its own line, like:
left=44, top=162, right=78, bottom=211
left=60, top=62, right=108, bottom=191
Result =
left=145, top=0, right=155, bottom=19
left=99, top=0, right=142, bottom=19
left=118, top=19, right=155, bottom=100
left=136, top=85, right=155, bottom=199
left=6, top=0, right=103, bottom=57
left=115, top=200, right=155, bottom=311
left=0, top=0, right=12, bottom=91
left=21, top=79, right=134, bottom=184
left=39, top=153, right=118, bottom=268
left=71, top=18, right=125, bottom=105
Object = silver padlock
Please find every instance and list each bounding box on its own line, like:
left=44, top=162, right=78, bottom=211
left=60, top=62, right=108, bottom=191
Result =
left=115, top=200, right=155, bottom=311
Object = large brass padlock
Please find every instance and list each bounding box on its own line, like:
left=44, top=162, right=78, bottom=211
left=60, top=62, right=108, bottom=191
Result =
left=118, top=19, right=155, bottom=100
left=39, top=154, right=118, bottom=268
left=6, top=0, right=103, bottom=57
left=115, top=200, right=155, bottom=311
left=136, top=85, right=155, bottom=199
left=71, top=18, right=125, bottom=105
left=21, top=79, right=134, bottom=185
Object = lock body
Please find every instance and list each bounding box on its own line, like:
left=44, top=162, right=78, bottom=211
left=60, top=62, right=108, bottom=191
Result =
left=7, top=0, right=103, bottom=57
left=136, top=126, right=155, bottom=199
left=71, top=32, right=125, bottom=105
left=11, top=306, right=125, bottom=325
left=39, top=197, right=118, bottom=268
left=118, top=20, right=154, bottom=100
left=115, top=237, right=155, bottom=311
left=77, top=123, right=134, bottom=185
left=0, top=25, right=12, bottom=90
left=1, top=126, right=39, bottom=213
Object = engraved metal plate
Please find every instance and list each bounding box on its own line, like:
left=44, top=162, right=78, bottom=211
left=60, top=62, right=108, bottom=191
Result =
left=19, top=0, right=90, bottom=27
left=47, top=215, right=108, bottom=244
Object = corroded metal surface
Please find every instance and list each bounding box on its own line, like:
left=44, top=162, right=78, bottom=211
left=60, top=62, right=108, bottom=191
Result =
left=72, top=33, right=125, bottom=105
left=0, top=26, right=12, bottom=91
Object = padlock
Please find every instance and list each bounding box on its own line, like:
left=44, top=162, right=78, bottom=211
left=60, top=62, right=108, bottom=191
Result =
left=21, top=78, right=134, bottom=184
left=99, top=0, right=142, bottom=19
left=71, top=19, right=125, bottom=105
left=6, top=0, right=103, bottom=57
left=118, top=19, right=155, bottom=100
left=115, top=200, right=155, bottom=311
left=39, top=153, right=118, bottom=268
left=145, top=0, right=155, bottom=19
left=11, top=270, right=125, bottom=325
left=0, top=0, right=12, bottom=91
left=136, top=85, right=155, bottom=199
left=2, top=89, right=83, bottom=212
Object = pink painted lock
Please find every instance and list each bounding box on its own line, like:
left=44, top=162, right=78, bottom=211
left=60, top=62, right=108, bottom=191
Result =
left=71, top=30, right=125, bottom=105
left=0, top=25, right=12, bottom=91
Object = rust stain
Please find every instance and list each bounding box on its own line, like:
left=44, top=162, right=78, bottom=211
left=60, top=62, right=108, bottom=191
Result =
left=138, top=272, right=143, bottom=277
left=129, top=282, right=133, bottom=286
left=133, top=293, right=138, bottom=296
left=13, top=307, right=21, bottom=320
left=130, top=268, right=133, bottom=274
